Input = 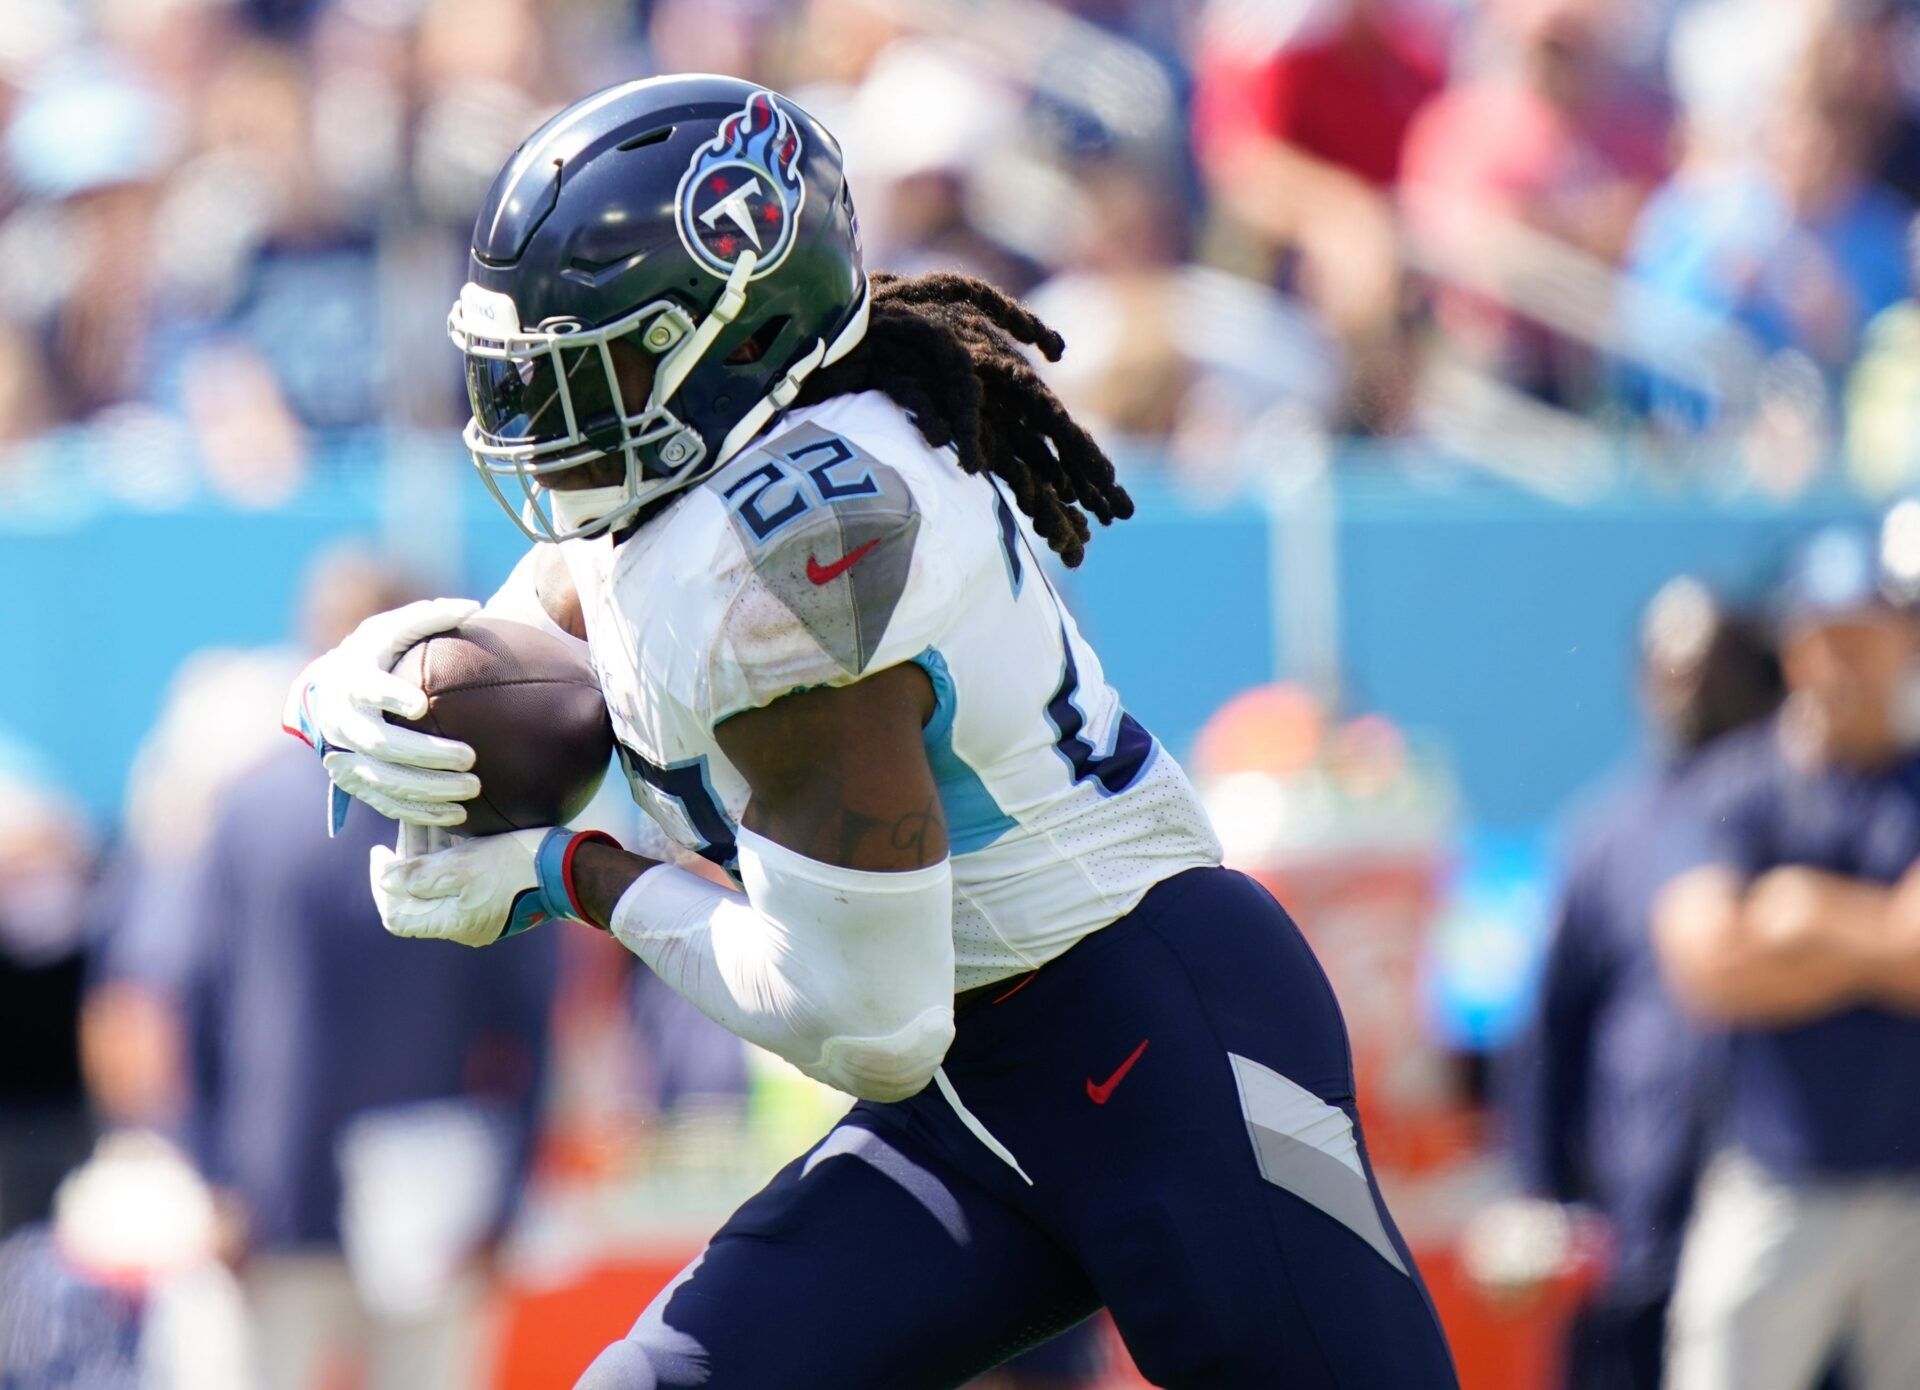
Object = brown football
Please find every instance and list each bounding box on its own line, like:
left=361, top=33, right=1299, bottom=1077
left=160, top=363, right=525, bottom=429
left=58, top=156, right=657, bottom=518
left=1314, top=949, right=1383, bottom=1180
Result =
left=391, top=616, right=613, bottom=837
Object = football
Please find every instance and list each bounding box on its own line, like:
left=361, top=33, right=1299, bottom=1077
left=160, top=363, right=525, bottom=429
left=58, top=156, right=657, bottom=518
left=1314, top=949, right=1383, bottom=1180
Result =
left=391, top=616, right=613, bottom=837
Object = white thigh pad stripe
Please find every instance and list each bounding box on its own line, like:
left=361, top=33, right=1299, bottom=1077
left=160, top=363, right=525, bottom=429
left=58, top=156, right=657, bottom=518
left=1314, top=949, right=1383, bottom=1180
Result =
left=802, top=1126, right=971, bottom=1245
left=1228, top=1052, right=1407, bottom=1276
left=592, top=1249, right=709, bottom=1388
left=1230, top=1050, right=1365, bottom=1172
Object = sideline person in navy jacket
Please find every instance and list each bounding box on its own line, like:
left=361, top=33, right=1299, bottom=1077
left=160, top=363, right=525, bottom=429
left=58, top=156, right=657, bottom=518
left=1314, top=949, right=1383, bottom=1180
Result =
left=1657, top=525, right=1920, bottom=1390
left=1494, top=577, right=1781, bottom=1390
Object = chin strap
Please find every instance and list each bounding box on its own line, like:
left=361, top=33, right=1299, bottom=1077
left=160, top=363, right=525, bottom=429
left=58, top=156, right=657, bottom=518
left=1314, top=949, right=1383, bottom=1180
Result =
left=712, top=276, right=873, bottom=471
left=654, top=250, right=757, bottom=406
left=713, top=339, right=826, bottom=468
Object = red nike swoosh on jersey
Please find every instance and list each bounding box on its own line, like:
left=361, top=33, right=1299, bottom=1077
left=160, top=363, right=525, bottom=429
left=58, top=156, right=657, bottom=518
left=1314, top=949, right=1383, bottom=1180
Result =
left=1086, top=1039, right=1149, bottom=1105
left=805, top=537, right=883, bottom=585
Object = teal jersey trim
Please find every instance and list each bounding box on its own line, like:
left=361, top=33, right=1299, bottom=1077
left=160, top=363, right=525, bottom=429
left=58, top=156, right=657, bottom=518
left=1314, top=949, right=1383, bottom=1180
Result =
left=912, top=649, right=1018, bottom=855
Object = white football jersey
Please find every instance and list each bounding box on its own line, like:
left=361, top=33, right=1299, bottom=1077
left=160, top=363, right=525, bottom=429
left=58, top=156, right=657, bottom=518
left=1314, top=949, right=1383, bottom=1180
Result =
left=505, top=391, right=1221, bottom=989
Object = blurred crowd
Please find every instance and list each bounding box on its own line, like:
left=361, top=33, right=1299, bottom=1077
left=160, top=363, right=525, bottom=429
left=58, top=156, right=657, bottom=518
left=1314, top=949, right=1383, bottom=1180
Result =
left=11, top=1, right=1920, bottom=1387
left=6, top=0, right=1920, bottom=504
left=1465, top=507, right=1920, bottom=1390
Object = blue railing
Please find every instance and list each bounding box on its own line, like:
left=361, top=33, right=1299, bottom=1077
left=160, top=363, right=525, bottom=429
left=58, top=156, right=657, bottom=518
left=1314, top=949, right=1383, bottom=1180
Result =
left=0, top=432, right=1871, bottom=828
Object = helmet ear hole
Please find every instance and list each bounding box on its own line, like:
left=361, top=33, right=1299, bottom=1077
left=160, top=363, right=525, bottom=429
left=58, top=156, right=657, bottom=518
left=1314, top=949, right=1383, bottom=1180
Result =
left=727, top=314, right=791, bottom=367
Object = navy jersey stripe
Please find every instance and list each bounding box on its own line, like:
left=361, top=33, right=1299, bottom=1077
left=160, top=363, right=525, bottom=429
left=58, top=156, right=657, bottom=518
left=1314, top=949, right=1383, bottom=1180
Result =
left=1045, top=624, right=1155, bottom=796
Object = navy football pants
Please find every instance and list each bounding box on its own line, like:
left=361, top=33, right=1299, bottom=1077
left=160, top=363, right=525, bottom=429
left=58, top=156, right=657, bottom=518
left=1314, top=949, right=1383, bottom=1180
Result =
left=577, top=867, right=1459, bottom=1388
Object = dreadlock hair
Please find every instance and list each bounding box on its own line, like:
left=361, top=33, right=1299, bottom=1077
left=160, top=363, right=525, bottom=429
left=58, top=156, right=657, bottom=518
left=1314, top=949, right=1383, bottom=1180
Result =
left=792, top=271, right=1133, bottom=568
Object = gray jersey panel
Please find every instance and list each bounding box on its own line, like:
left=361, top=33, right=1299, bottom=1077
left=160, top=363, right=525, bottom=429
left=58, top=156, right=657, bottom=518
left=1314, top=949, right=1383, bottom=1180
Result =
left=721, top=421, right=921, bottom=677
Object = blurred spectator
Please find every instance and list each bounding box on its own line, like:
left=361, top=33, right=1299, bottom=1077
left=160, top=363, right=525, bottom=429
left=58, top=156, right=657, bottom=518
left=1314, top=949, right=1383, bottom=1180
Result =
left=1026, top=159, right=1196, bottom=441
left=79, top=545, right=549, bottom=1390
left=1029, top=157, right=1343, bottom=473
left=0, top=1133, right=251, bottom=1389
left=2, top=0, right=1920, bottom=495
left=94, top=0, right=246, bottom=111
left=178, top=750, right=555, bottom=1390
left=1195, top=0, right=1444, bottom=193
left=1402, top=0, right=1672, bottom=403
left=829, top=36, right=1040, bottom=291
left=146, top=33, right=391, bottom=495
left=1194, top=0, right=1447, bottom=428
left=1664, top=0, right=1817, bottom=173
left=0, top=317, right=54, bottom=449
left=184, top=38, right=372, bottom=419
left=628, top=967, right=752, bottom=1118
left=1622, top=59, right=1913, bottom=439
left=0, top=59, right=179, bottom=421
left=1802, top=0, right=1920, bottom=208
left=1845, top=216, right=1920, bottom=496
left=1481, top=578, right=1781, bottom=1390
left=81, top=550, right=381, bottom=1140
left=647, top=0, right=786, bottom=87
left=1654, top=525, right=1920, bottom=1390
left=0, top=737, right=94, bottom=1239
left=84, top=631, right=310, bottom=1135
left=409, top=0, right=565, bottom=228
left=776, top=0, right=903, bottom=104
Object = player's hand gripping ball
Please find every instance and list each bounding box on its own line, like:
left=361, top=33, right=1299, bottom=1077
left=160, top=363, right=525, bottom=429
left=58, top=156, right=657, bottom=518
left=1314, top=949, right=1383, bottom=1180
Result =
left=293, top=603, right=613, bottom=835
left=388, top=617, right=613, bottom=836
left=290, top=597, right=485, bottom=828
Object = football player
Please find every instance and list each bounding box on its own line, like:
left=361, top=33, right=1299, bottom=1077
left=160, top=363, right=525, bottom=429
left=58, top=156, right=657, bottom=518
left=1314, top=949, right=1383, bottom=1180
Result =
left=288, top=76, right=1458, bottom=1388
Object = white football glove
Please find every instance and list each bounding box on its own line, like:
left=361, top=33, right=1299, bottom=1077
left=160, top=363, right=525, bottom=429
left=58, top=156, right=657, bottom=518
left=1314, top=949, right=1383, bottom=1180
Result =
left=283, top=597, right=483, bottom=831
left=369, top=823, right=615, bottom=948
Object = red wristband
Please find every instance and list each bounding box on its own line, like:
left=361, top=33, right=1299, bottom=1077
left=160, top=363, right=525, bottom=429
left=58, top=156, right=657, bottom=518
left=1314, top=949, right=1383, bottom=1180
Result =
left=559, top=830, right=619, bottom=927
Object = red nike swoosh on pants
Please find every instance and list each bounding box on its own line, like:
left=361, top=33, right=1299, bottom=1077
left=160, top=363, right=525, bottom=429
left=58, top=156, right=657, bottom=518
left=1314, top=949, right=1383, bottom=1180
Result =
left=805, top=538, right=882, bottom=585
left=1087, top=1039, right=1150, bottom=1104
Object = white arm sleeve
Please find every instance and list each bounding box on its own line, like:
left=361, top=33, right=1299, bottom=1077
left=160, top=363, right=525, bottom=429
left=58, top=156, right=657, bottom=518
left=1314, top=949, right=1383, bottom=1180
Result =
left=608, top=826, right=956, bottom=1102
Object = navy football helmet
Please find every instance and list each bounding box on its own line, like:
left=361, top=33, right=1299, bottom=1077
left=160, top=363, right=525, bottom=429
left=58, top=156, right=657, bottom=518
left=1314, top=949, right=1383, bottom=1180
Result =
left=450, top=75, right=868, bottom=540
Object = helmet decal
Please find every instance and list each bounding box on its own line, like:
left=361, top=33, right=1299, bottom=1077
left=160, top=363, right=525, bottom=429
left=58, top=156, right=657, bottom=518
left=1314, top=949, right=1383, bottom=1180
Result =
left=674, top=91, right=807, bottom=282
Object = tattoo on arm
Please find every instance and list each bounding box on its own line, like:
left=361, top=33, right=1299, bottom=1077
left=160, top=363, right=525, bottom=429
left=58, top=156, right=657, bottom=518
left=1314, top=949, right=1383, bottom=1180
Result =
left=716, top=663, right=947, bottom=873
left=782, top=791, right=945, bottom=868
left=889, top=794, right=945, bottom=865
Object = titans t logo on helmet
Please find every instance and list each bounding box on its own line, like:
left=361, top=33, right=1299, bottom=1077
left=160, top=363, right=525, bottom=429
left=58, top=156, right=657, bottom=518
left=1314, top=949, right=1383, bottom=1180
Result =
left=675, top=92, right=807, bottom=281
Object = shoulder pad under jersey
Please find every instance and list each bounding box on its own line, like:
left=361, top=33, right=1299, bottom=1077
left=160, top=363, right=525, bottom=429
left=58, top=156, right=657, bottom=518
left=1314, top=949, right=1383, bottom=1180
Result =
left=703, top=420, right=959, bottom=720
